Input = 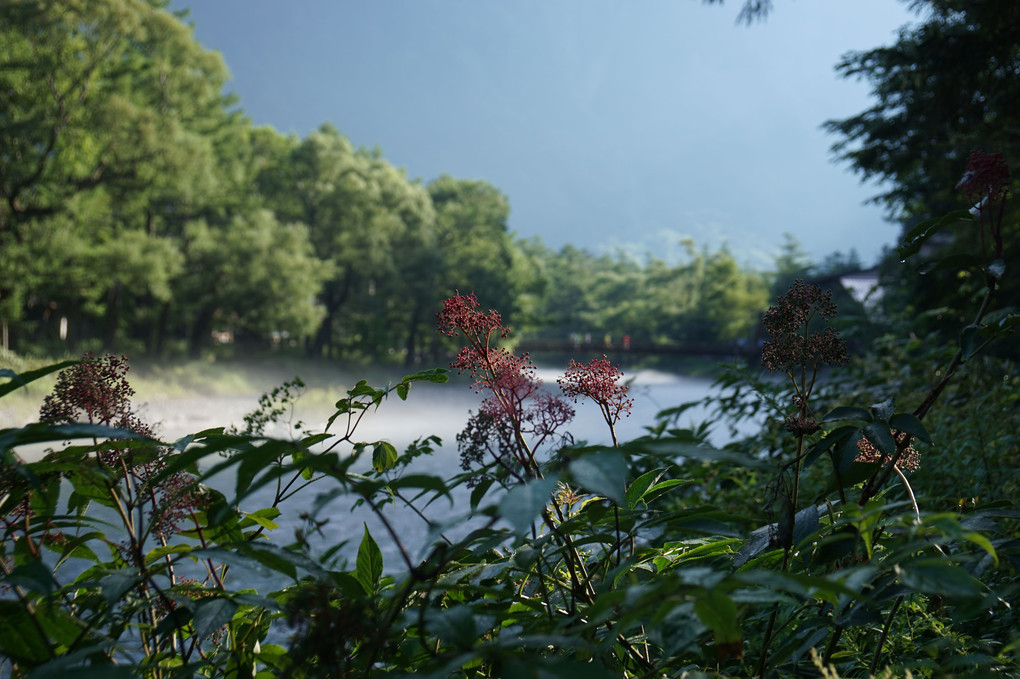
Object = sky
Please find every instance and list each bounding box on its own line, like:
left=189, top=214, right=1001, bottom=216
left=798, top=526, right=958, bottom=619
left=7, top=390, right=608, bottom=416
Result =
left=171, top=0, right=918, bottom=268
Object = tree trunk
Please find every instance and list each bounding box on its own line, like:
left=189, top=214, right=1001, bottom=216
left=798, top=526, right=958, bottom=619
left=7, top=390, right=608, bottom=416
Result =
left=102, top=280, right=121, bottom=352
left=189, top=305, right=216, bottom=358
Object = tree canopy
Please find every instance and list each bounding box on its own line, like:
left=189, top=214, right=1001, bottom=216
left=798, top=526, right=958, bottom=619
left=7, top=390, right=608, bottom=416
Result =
left=0, top=1, right=852, bottom=362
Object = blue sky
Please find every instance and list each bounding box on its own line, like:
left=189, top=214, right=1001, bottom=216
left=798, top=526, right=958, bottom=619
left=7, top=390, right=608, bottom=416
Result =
left=172, top=1, right=917, bottom=267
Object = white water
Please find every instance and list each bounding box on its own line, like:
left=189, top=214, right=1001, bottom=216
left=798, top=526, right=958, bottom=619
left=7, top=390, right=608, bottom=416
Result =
left=5, top=364, right=761, bottom=580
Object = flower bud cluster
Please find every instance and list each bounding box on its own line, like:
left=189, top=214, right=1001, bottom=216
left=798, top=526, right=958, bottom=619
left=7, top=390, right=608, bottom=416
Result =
left=439, top=293, right=575, bottom=479
left=35, top=353, right=205, bottom=539
left=761, top=281, right=848, bottom=374
left=854, top=432, right=921, bottom=473
left=558, top=355, right=634, bottom=427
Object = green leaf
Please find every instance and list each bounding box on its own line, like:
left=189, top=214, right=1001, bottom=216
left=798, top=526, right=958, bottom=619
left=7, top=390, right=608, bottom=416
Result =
left=3, top=561, right=56, bottom=595
left=427, top=604, right=477, bottom=650
left=835, top=429, right=863, bottom=474
left=0, top=360, right=77, bottom=399
left=805, top=425, right=857, bottom=468
left=626, top=469, right=663, bottom=509
left=192, top=597, right=238, bottom=638
left=898, top=210, right=971, bottom=259
left=21, top=653, right=136, bottom=679
left=300, top=432, right=334, bottom=447
left=372, top=441, right=398, bottom=473
left=356, top=524, right=384, bottom=595
left=470, top=477, right=494, bottom=511
left=242, top=509, right=280, bottom=530
left=863, top=423, right=896, bottom=456
left=569, top=449, right=627, bottom=505
left=822, top=406, right=873, bottom=423
left=0, top=602, right=58, bottom=664
left=628, top=439, right=770, bottom=469
left=897, top=560, right=983, bottom=598
left=694, top=589, right=742, bottom=645
left=400, top=368, right=449, bottom=384
left=870, top=398, right=895, bottom=422
left=918, top=253, right=980, bottom=275
left=960, top=324, right=980, bottom=360
left=889, top=413, right=932, bottom=445
left=0, top=423, right=153, bottom=454
left=499, top=477, right=558, bottom=534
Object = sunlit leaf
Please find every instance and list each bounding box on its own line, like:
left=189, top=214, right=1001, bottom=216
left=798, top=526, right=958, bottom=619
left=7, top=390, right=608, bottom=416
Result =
left=356, top=524, right=383, bottom=595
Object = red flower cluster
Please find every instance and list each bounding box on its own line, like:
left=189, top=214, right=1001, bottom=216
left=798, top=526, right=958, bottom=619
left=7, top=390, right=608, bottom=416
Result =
left=956, top=150, right=1010, bottom=262
left=439, top=293, right=575, bottom=478
left=437, top=292, right=507, bottom=340
left=957, top=150, right=1010, bottom=205
left=39, top=353, right=150, bottom=435
left=761, top=281, right=848, bottom=374
left=37, top=353, right=205, bottom=539
left=558, top=355, right=634, bottom=428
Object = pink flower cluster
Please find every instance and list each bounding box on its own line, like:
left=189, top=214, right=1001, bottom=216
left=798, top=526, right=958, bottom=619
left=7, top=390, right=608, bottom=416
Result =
left=438, top=293, right=639, bottom=479
left=558, top=355, right=634, bottom=428
left=37, top=353, right=205, bottom=539
left=957, top=150, right=1010, bottom=261
left=957, top=150, right=1010, bottom=205
left=439, top=293, right=576, bottom=478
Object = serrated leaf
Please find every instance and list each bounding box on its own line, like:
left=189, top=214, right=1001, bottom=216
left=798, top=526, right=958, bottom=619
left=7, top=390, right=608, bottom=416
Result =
left=356, top=524, right=383, bottom=595
left=569, top=449, right=627, bottom=505
left=626, top=468, right=662, bottom=509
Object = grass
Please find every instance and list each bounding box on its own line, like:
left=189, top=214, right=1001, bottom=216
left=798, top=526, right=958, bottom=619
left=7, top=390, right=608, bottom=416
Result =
left=0, top=351, right=427, bottom=428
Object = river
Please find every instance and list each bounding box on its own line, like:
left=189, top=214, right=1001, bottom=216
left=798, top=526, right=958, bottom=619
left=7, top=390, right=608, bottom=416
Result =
left=4, top=362, right=762, bottom=578
left=163, top=365, right=757, bottom=574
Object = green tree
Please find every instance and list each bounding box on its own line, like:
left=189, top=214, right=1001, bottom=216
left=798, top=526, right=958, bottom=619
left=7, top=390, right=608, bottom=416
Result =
left=824, top=0, right=1020, bottom=342
left=256, top=124, right=437, bottom=360
left=176, top=210, right=325, bottom=357
left=428, top=176, right=523, bottom=314
left=0, top=0, right=231, bottom=351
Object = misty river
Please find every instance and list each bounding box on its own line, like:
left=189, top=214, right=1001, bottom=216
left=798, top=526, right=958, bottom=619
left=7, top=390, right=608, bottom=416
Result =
left=6, top=364, right=763, bottom=579
left=139, top=365, right=761, bottom=574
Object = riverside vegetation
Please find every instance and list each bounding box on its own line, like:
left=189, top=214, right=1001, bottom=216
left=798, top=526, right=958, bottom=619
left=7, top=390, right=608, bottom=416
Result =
left=0, top=152, right=1017, bottom=677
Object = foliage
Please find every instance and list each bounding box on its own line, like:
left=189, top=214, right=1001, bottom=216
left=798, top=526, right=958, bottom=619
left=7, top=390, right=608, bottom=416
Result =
left=0, top=1, right=794, bottom=362
left=1, top=175, right=1018, bottom=677
left=824, top=0, right=1020, bottom=352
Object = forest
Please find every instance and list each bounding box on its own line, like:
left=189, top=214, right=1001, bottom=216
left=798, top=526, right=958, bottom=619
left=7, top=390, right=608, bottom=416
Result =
left=0, top=0, right=861, bottom=364
left=1, top=0, right=1018, bottom=677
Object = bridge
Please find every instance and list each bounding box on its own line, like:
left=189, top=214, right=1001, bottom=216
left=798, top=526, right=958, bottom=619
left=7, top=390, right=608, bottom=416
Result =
left=515, top=338, right=760, bottom=361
